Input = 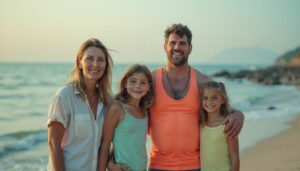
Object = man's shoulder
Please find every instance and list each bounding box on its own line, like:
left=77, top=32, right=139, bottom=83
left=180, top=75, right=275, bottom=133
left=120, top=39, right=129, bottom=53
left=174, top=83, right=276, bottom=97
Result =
left=151, top=67, right=162, bottom=81
left=192, top=68, right=212, bottom=84
left=151, top=67, right=161, bottom=74
left=151, top=68, right=158, bottom=76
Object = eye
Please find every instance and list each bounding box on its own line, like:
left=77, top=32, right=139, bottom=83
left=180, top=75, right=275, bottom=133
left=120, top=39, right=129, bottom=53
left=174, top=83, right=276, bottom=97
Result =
left=97, top=57, right=105, bottom=62
left=86, top=56, right=93, bottom=61
left=212, top=96, right=218, bottom=100
left=169, top=41, right=176, bottom=46
left=180, top=41, right=187, bottom=46
left=140, top=81, right=148, bottom=85
left=202, top=96, right=208, bottom=100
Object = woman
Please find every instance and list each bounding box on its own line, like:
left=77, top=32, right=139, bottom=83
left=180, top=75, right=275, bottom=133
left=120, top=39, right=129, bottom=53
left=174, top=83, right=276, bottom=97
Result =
left=47, top=38, right=113, bottom=171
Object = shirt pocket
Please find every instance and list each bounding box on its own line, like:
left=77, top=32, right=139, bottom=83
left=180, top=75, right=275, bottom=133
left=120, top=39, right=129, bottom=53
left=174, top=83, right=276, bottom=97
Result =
left=75, top=114, right=92, bottom=138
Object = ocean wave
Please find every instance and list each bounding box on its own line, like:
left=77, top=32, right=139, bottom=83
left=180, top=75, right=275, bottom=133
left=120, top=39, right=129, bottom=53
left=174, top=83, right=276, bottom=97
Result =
left=233, top=96, right=264, bottom=109
left=244, top=106, right=300, bottom=121
left=0, top=94, right=28, bottom=99
left=0, top=130, right=47, bottom=158
left=0, top=84, right=20, bottom=90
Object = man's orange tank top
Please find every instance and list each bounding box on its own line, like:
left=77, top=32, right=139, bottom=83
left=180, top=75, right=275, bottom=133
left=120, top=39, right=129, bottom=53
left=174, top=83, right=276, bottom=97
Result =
left=149, top=67, right=201, bottom=170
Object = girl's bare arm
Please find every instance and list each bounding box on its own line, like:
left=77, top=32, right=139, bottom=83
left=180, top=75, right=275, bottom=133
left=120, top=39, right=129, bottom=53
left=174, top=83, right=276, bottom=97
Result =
left=98, top=102, right=123, bottom=171
left=228, top=136, right=240, bottom=171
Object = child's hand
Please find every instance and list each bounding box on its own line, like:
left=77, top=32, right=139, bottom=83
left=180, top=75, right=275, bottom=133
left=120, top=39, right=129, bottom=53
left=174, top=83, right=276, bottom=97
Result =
left=108, top=162, right=129, bottom=171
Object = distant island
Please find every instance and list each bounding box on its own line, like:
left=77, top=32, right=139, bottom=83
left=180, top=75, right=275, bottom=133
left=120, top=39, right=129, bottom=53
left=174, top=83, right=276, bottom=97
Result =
left=206, top=47, right=278, bottom=65
left=213, top=46, right=300, bottom=86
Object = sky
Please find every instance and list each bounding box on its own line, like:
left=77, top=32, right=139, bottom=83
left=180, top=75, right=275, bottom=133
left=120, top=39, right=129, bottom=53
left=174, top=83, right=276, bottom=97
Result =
left=1, top=0, right=300, bottom=64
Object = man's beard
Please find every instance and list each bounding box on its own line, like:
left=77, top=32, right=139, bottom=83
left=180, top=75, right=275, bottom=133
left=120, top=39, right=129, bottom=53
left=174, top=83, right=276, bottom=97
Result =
left=168, top=50, right=188, bottom=66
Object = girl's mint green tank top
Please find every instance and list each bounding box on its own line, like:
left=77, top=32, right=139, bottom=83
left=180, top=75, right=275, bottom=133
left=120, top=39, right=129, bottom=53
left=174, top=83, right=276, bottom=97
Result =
left=113, top=102, right=148, bottom=171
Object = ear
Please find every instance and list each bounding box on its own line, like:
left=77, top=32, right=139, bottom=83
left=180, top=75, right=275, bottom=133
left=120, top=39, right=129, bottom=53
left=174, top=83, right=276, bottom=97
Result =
left=188, top=44, right=192, bottom=54
left=220, top=97, right=225, bottom=104
left=124, top=80, right=127, bottom=89
left=163, top=42, right=167, bottom=51
left=77, top=59, right=82, bottom=69
left=146, top=83, right=150, bottom=92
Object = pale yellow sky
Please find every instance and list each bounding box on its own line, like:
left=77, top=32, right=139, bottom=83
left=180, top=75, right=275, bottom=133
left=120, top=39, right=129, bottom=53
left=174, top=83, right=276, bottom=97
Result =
left=1, top=0, right=300, bottom=64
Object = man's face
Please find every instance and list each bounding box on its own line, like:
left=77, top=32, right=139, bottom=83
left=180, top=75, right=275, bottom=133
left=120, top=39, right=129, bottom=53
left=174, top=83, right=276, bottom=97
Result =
left=164, top=33, right=192, bottom=66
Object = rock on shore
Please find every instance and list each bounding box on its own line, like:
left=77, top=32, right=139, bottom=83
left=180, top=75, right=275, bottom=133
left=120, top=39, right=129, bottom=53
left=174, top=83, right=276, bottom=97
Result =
left=214, top=66, right=300, bottom=86
left=213, top=46, right=300, bottom=86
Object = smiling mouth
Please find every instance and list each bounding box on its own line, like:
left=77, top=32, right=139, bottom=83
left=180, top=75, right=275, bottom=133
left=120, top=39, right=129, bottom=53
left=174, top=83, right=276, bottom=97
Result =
left=205, top=105, right=215, bottom=109
left=171, top=50, right=183, bottom=56
left=90, top=70, right=100, bottom=73
left=132, top=91, right=143, bottom=94
left=172, top=53, right=182, bottom=57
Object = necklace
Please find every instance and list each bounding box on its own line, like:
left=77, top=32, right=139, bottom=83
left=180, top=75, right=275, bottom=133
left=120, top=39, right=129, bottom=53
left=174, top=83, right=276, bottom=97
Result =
left=165, top=66, right=190, bottom=100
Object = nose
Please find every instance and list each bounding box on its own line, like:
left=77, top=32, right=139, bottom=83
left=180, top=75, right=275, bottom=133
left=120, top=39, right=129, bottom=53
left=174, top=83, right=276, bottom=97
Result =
left=92, top=59, right=99, bottom=66
left=205, top=99, right=212, bottom=104
left=135, top=83, right=141, bottom=88
left=134, top=82, right=142, bottom=89
left=174, top=42, right=180, bottom=50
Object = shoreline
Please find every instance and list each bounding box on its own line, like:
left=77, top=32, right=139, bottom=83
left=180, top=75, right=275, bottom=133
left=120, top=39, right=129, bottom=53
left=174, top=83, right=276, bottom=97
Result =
left=241, top=113, right=300, bottom=171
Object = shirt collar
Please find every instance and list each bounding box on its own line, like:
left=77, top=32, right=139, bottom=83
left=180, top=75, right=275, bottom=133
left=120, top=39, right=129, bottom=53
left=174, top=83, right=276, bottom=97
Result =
left=73, top=86, right=81, bottom=95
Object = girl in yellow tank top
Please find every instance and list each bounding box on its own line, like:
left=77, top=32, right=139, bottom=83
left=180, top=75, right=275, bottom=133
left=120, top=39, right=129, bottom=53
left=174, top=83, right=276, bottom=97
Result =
left=200, top=81, right=240, bottom=171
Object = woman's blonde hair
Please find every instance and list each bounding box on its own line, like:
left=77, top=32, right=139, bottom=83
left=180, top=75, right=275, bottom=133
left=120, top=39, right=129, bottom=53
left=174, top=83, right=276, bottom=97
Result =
left=67, top=38, right=113, bottom=105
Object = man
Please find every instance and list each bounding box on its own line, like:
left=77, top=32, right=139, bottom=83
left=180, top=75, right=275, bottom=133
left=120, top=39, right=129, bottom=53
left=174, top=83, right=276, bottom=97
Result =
left=148, top=23, right=243, bottom=171
left=107, top=23, right=243, bottom=171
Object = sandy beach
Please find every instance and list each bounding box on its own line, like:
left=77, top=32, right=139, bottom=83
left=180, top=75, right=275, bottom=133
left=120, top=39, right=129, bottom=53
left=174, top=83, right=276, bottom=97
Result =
left=241, top=113, right=300, bottom=171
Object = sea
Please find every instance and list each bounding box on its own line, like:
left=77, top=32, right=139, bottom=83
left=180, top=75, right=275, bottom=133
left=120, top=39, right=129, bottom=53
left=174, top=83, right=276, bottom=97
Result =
left=1, top=62, right=300, bottom=171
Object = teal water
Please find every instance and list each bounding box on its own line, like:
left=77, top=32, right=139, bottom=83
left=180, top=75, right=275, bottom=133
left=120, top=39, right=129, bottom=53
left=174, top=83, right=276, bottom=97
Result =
left=1, top=62, right=300, bottom=170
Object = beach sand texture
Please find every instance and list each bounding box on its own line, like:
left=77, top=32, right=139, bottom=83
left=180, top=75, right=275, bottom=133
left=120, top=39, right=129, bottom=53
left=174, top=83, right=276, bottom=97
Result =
left=241, top=113, right=300, bottom=171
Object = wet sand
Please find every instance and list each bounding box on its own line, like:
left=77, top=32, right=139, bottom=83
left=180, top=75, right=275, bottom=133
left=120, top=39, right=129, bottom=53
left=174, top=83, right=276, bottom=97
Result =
left=241, top=113, right=300, bottom=171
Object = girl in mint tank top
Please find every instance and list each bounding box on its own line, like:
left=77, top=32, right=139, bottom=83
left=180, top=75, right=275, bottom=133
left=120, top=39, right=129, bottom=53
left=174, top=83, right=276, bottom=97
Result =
left=99, top=64, right=154, bottom=171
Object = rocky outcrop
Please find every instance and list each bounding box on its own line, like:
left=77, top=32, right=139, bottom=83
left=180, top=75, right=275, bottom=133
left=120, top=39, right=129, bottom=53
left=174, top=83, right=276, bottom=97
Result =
left=213, top=46, right=300, bottom=86
left=213, top=66, right=300, bottom=86
left=275, top=47, right=300, bottom=66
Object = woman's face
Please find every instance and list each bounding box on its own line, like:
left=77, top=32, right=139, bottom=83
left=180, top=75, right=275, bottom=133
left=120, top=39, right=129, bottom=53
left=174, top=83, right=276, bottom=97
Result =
left=78, top=46, right=106, bottom=83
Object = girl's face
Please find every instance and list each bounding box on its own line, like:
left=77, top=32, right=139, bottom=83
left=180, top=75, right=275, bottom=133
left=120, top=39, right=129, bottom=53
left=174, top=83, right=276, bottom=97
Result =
left=202, top=88, right=224, bottom=114
left=125, top=72, right=150, bottom=100
left=78, top=46, right=106, bottom=83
